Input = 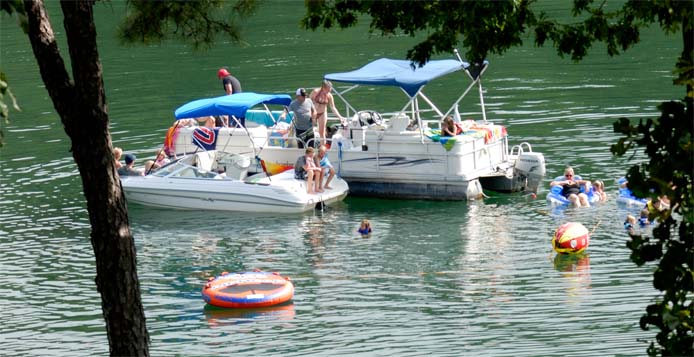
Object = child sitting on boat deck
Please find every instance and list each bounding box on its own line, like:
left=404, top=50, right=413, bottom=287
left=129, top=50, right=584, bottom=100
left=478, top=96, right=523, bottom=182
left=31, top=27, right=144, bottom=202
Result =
left=358, top=219, right=372, bottom=237
left=315, top=145, right=336, bottom=190
left=294, top=147, right=323, bottom=194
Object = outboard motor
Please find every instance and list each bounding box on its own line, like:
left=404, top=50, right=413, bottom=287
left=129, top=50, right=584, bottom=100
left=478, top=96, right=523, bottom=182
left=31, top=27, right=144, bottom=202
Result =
left=512, top=143, right=546, bottom=193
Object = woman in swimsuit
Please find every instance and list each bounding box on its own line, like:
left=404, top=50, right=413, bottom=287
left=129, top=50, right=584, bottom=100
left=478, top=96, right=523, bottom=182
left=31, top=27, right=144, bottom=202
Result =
left=310, top=80, right=346, bottom=143
left=441, top=116, right=458, bottom=137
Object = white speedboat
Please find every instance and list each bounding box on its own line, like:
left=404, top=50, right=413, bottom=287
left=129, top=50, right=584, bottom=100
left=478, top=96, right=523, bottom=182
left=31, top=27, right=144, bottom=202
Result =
left=166, top=55, right=545, bottom=200
left=124, top=93, right=348, bottom=213
left=121, top=150, right=348, bottom=213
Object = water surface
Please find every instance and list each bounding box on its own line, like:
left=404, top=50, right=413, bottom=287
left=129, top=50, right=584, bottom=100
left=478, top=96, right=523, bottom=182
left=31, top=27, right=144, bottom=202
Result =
left=0, top=1, right=681, bottom=355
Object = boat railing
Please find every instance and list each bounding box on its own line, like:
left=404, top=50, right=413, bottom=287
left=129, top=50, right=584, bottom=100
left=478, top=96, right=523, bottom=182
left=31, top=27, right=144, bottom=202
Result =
left=334, top=133, right=506, bottom=176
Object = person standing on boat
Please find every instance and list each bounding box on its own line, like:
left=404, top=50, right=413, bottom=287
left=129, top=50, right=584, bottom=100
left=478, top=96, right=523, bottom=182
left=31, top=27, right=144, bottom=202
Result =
left=310, top=80, right=345, bottom=142
left=217, top=67, right=244, bottom=127
left=279, top=88, right=317, bottom=148
left=217, top=67, right=242, bottom=95
left=550, top=167, right=591, bottom=207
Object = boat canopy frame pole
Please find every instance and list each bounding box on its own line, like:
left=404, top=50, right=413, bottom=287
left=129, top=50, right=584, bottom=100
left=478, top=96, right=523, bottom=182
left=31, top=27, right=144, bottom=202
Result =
left=216, top=117, right=241, bottom=155
left=332, top=84, right=360, bottom=118
left=411, top=90, right=426, bottom=143
left=391, top=88, right=425, bottom=142
left=229, top=115, right=257, bottom=154
left=452, top=48, right=490, bottom=123
left=392, top=86, right=442, bottom=143
left=474, top=71, right=488, bottom=123
left=442, top=75, right=478, bottom=120
left=257, top=104, right=277, bottom=151
left=416, top=91, right=445, bottom=119
left=262, top=104, right=276, bottom=125
left=230, top=114, right=272, bottom=180
left=463, top=64, right=489, bottom=123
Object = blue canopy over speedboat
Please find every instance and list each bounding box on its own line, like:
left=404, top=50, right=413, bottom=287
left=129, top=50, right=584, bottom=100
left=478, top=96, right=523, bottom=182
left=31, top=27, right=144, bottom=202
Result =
left=325, top=58, right=480, bottom=97
left=174, top=92, right=291, bottom=119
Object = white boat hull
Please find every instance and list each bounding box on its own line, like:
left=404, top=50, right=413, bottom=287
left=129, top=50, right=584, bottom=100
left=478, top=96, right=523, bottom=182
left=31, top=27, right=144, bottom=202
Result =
left=168, top=125, right=522, bottom=200
left=121, top=153, right=348, bottom=213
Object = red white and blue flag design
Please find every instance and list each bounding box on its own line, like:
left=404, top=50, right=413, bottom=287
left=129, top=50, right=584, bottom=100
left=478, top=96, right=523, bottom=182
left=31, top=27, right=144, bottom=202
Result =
left=192, top=127, right=219, bottom=151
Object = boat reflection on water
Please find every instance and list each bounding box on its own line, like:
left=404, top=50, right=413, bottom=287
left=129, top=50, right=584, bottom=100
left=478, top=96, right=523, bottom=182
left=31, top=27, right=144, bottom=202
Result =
left=203, top=302, right=296, bottom=327
left=553, top=253, right=592, bottom=299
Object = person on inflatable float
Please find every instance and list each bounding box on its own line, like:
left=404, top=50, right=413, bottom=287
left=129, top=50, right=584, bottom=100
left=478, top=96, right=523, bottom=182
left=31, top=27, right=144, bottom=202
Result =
left=550, top=167, right=591, bottom=207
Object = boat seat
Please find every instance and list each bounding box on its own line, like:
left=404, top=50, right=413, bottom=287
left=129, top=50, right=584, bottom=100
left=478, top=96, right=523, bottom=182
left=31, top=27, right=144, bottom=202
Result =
left=387, top=113, right=410, bottom=133
left=194, top=152, right=214, bottom=172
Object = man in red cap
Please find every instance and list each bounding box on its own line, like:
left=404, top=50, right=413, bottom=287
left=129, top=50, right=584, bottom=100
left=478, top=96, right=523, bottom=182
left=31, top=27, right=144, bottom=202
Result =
left=217, top=67, right=242, bottom=95
left=217, top=67, right=243, bottom=127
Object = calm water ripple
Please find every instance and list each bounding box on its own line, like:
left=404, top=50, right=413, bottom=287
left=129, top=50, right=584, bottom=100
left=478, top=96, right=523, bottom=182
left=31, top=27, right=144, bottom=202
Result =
left=1, top=1, right=682, bottom=355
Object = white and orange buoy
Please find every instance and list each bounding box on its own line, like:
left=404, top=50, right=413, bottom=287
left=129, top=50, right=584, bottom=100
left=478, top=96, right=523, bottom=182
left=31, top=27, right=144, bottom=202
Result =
left=552, top=222, right=590, bottom=254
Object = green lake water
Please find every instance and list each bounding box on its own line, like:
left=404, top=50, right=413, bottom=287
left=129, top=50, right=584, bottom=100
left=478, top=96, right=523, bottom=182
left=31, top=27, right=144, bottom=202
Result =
left=0, top=1, right=683, bottom=355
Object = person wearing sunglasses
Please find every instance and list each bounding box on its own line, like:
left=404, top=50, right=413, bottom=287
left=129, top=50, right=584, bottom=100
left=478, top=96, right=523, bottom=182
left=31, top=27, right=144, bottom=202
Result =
left=550, top=166, right=591, bottom=207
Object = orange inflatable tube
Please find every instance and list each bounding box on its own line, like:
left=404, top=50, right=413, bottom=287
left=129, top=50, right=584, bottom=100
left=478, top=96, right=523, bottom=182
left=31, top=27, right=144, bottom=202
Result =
left=202, top=271, right=294, bottom=308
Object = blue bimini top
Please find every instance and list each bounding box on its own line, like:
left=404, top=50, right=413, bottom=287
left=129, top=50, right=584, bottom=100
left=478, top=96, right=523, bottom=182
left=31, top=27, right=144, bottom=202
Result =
left=174, top=92, right=291, bottom=120
left=324, top=58, right=471, bottom=97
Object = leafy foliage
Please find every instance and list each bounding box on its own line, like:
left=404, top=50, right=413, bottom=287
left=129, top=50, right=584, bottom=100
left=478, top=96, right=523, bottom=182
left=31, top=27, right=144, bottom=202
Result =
left=303, top=0, right=693, bottom=354
left=612, top=98, right=693, bottom=356
left=0, top=0, right=27, bottom=32
left=303, top=0, right=534, bottom=65
left=118, top=0, right=258, bottom=49
left=3, top=0, right=262, bottom=354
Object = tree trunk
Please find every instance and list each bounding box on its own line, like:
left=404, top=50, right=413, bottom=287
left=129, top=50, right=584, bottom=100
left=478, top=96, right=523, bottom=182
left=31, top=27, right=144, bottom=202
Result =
left=23, top=1, right=150, bottom=355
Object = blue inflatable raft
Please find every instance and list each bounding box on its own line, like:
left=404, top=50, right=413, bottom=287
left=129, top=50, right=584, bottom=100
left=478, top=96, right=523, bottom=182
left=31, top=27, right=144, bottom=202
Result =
left=546, top=175, right=600, bottom=207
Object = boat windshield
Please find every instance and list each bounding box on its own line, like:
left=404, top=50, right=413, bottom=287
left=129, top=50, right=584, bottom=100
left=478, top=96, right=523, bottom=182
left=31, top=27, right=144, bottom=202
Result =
left=153, top=161, right=221, bottom=179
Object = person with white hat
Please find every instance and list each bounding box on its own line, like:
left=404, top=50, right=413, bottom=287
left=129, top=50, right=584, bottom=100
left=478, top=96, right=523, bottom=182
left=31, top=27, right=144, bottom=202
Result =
left=279, top=88, right=317, bottom=148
